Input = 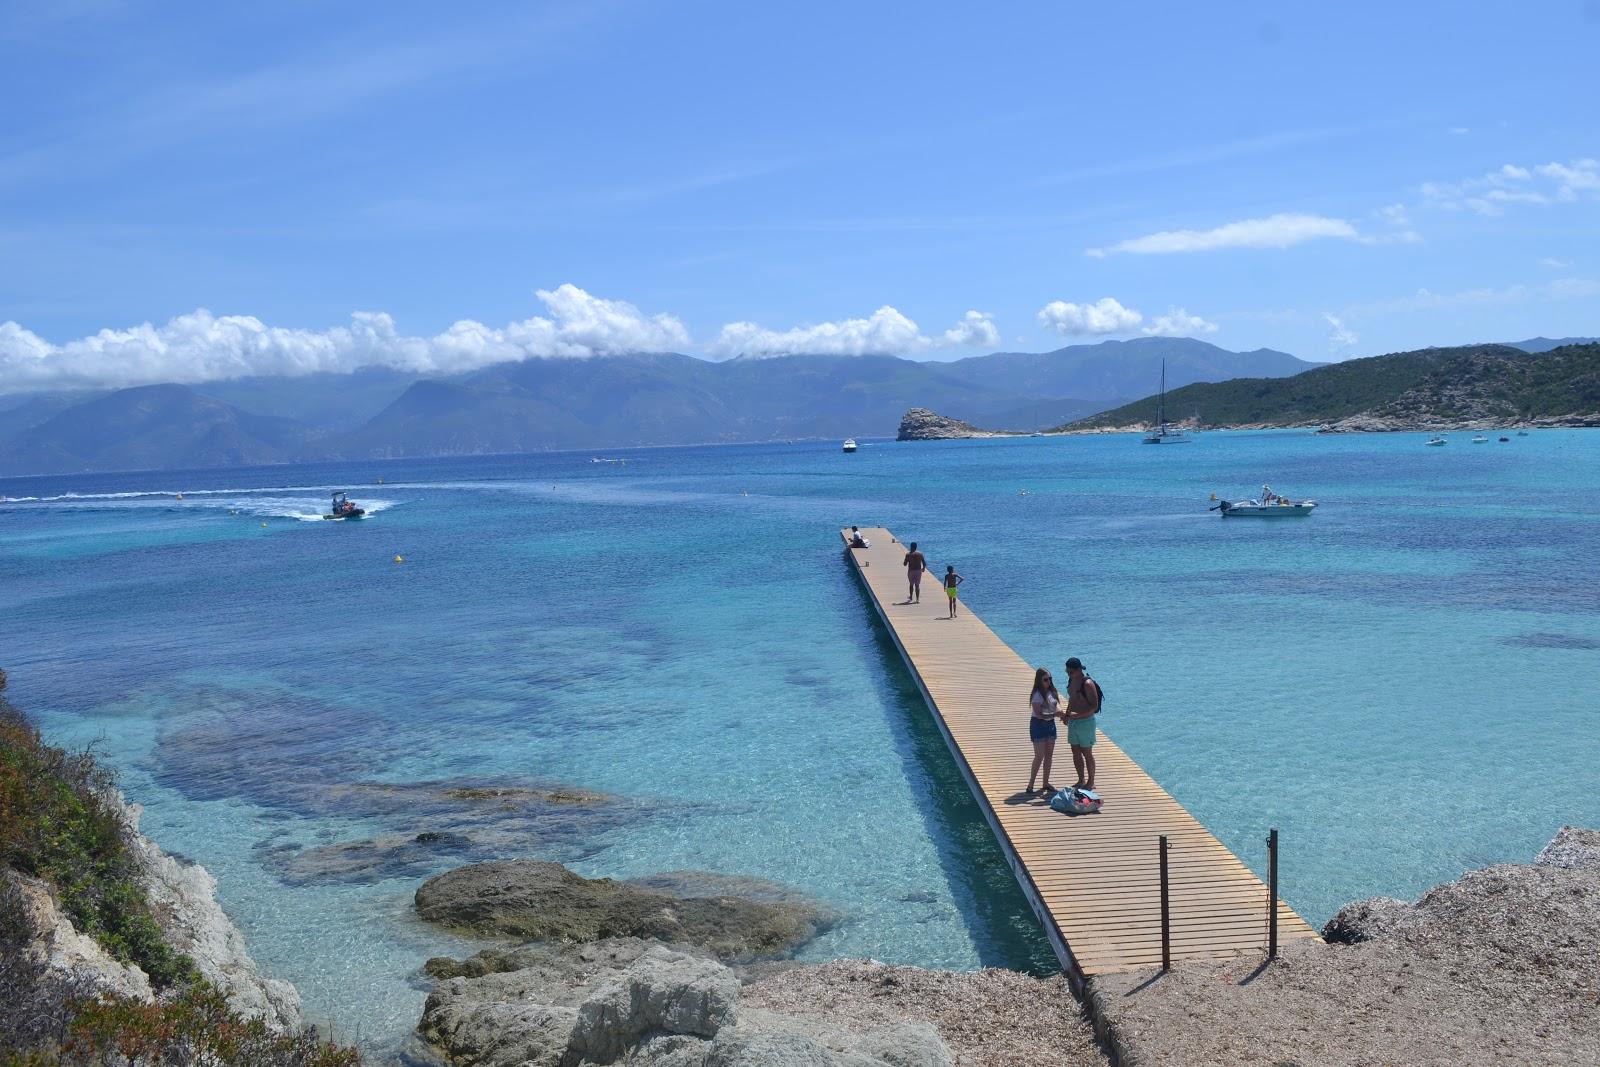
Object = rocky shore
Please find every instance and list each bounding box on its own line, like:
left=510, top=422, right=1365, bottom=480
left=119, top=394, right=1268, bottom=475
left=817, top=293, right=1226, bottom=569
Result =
left=2, top=791, right=301, bottom=1033
left=403, top=828, right=1600, bottom=1066
left=1092, top=825, right=1600, bottom=1066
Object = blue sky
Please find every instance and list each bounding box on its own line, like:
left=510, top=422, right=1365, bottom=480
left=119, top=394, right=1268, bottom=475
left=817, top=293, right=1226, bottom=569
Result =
left=2, top=0, right=1598, bottom=388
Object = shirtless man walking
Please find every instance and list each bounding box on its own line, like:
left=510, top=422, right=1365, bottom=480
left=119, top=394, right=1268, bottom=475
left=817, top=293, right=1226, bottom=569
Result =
left=902, top=541, right=927, bottom=603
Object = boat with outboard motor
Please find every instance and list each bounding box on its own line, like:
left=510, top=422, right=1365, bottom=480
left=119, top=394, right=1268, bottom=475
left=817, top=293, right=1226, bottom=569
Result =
left=1211, top=485, right=1316, bottom=517
left=1426, top=435, right=1446, bottom=446
left=842, top=438, right=858, bottom=453
left=324, top=491, right=366, bottom=520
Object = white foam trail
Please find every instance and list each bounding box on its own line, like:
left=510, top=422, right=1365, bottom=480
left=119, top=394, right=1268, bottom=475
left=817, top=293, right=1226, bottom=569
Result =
left=0, top=492, right=400, bottom=520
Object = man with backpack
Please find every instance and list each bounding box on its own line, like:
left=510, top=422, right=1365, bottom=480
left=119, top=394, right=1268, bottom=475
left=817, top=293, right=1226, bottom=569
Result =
left=1062, top=656, right=1102, bottom=791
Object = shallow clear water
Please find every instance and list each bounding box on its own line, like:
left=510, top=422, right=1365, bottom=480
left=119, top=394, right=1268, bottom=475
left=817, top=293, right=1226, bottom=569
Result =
left=3, top=431, right=1598, bottom=1054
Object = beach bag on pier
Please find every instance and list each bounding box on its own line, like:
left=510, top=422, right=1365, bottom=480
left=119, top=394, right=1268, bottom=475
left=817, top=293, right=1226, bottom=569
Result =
left=1050, top=786, right=1102, bottom=815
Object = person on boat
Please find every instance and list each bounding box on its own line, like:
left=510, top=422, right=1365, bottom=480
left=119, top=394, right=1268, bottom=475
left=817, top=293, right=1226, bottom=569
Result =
left=1261, top=485, right=1275, bottom=504
left=849, top=526, right=868, bottom=548
left=1027, top=667, right=1061, bottom=796
left=902, top=542, right=927, bottom=603
left=942, top=565, right=964, bottom=619
left=1062, top=657, right=1101, bottom=790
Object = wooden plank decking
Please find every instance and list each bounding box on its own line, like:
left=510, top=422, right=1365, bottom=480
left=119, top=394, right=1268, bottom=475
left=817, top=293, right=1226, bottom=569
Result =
left=841, top=526, right=1318, bottom=984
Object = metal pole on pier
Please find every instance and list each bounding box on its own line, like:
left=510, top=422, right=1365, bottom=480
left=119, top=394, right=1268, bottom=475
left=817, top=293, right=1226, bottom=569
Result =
left=1267, top=828, right=1280, bottom=961
left=1159, top=835, right=1171, bottom=971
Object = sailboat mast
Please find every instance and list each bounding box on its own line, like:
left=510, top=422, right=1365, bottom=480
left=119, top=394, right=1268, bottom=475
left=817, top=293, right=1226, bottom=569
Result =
left=1158, top=359, right=1166, bottom=429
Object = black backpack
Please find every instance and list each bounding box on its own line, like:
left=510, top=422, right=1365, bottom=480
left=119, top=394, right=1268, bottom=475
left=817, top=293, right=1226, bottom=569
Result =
left=1086, top=676, right=1104, bottom=712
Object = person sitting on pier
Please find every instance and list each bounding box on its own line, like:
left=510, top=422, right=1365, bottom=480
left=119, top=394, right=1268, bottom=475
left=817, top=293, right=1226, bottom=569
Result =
left=848, top=526, right=869, bottom=548
left=1027, top=667, right=1060, bottom=796
left=1062, top=656, right=1101, bottom=791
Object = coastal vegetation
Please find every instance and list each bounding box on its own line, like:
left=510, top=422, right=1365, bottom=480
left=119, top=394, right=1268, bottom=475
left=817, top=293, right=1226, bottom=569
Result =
left=1062, top=342, right=1600, bottom=431
left=0, top=669, right=357, bottom=1066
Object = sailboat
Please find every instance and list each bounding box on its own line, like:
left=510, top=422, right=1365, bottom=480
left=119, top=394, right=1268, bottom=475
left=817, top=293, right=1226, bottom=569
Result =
left=1142, top=359, right=1189, bottom=444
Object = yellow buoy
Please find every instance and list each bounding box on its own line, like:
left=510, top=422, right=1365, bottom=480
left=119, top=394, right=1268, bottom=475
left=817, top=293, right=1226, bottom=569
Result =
left=394, top=554, right=404, bottom=564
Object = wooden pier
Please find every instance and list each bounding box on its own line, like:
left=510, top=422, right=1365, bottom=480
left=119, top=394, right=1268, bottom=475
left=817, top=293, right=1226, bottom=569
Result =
left=841, top=527, right=1318, bottom=987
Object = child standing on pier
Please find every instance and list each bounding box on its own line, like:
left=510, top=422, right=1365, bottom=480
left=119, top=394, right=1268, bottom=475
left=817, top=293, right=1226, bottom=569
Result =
left=943, top=565, right=964, bottom=618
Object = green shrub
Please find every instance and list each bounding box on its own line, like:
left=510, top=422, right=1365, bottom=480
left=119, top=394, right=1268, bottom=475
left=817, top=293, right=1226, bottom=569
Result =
left=0, top=696, right=192, bottom=989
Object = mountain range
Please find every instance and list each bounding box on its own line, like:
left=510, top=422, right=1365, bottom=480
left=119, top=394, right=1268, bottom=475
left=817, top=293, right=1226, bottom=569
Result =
left=0, top=337, right=1321, bottom=475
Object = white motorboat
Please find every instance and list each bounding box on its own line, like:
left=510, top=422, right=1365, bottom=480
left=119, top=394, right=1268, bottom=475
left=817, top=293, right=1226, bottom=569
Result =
left=1215, top=497, right=1317, bottom=517
left=1142, top=359, right=1189, bottom=444
left=1425, top=435, right=1446, bottom=446
left=841, top=438, right=858, bottom=453
left=1472, top=435, right=1488, bottom=444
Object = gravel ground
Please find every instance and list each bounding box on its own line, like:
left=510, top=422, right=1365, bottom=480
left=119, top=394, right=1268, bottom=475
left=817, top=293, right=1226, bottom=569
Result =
left=744, top=959, right=1108, bottom=1067
left=1092, top=827, right=1600, bottom=1066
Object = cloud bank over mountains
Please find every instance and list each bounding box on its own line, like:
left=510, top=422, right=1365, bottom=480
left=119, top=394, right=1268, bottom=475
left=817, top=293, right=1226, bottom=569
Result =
left=0, top=285, right=691, bottom=391
left=2, top=285, right=1227, bottom=391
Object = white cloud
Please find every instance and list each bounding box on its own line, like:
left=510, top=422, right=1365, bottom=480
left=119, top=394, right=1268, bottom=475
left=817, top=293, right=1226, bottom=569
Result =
left=1323, top=312, right=1358, bottom=350
left=1422, top=159, right=1599, bottom=214
left=1142, top=308, right=1219, bottom=337
left=1037, top=297, right=1143, bottom=335
left=1539, top=257, right=1571, bottom=269
left=1449, top=127, right=1471, bottom=135
left=0, top=284, right=691, bottom=391
left=709, top=306, right=997, bottom=358
left=940, top=310, right=1000, bottom=349
left=1536, top=159, right=1600, bottom=196
left=1087, top=213, right=1360, bottom=256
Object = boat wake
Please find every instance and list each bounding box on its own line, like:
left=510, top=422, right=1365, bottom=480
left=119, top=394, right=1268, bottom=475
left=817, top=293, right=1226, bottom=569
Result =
left=0, top=488, right=398, bottom=521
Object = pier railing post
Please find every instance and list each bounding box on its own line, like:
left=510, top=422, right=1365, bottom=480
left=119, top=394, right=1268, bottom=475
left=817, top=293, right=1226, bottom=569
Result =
left=1267, top=828, right=1279, bottom=961
left=1159, top=835, right=1171, bottom=972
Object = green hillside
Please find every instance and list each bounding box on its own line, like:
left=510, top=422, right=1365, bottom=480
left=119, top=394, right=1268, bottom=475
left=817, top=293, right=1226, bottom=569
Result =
left=1061, top=343, right=1600, bottom=430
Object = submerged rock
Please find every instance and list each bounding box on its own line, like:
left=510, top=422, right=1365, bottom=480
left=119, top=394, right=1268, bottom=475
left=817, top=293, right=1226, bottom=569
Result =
left=262, top=829, right=484, bottom=887
left=415, top=861, right=832, bottom=960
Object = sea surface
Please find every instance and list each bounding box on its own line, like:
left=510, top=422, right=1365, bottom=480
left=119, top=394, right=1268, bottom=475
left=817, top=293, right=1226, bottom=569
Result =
left=4, top=431, right=1598, bottom=1054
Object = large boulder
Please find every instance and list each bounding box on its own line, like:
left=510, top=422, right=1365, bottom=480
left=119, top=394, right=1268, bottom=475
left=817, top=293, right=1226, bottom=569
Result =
left=568, top=947, right=739, bottom=1063
left=415, top=861, right=830, bottom=960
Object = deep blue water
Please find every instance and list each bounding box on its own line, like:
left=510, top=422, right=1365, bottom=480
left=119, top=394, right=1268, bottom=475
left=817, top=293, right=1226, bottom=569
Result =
left=3, top=431, right=1598, bottom=1052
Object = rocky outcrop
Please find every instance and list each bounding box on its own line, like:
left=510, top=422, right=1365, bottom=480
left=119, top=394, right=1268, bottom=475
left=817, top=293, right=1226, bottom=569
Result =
left=416, top=941, right=956, bottom=1067
left=895, top=409, right=1016, bottom=441
left=122, top=799, right=301, bottom=1028
left=0, top=796, right=302, bottom=1043
left=415, top=861, right=832, bottom=960
left=1091, top=825, right=1600, bottom=1067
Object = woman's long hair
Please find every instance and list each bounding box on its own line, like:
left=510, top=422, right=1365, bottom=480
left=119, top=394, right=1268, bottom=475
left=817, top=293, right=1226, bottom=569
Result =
left=1031, top=667, right=1059, bottom=704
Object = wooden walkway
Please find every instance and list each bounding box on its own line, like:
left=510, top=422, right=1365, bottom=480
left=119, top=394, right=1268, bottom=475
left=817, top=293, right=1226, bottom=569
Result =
left=841, top=526, right=1318, bottom=986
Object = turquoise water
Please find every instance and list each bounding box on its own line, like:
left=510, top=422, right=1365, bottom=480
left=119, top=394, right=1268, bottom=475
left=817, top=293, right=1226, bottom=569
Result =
left=4, top=431, right=1599, bottom=1053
